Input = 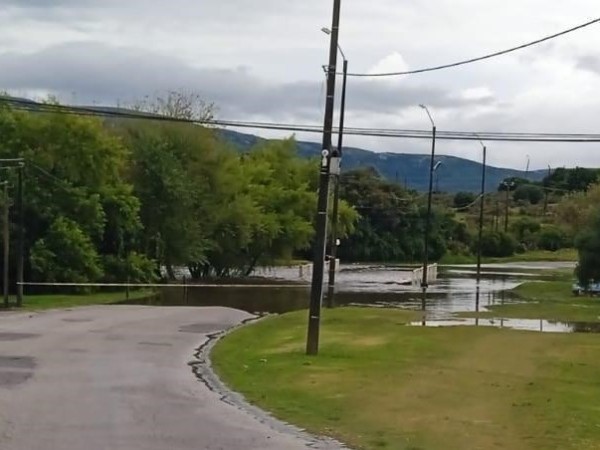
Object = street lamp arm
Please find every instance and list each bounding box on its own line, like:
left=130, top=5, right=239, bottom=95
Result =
left=419, top=104, right=435, bottom=128
left=337, top=44, right=346, bottom=62
left=322, top=27, right=347, bottom=62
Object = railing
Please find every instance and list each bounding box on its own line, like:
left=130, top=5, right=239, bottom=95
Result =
left=411, top=263, right=438, bottom=286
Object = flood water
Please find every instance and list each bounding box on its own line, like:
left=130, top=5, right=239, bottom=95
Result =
left=124, top=262, right=595, bottom=334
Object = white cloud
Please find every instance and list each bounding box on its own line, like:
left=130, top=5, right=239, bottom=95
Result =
left=367, top=52, right=410, bottom=75
left=1, top=0, right=600, bottom=169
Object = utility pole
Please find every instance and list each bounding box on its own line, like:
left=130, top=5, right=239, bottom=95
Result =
left=501, top=180, right=514, bottom=232
left=16, top=165, right=24, bottom=307
left=326, top=57, right=347, bottom=309
left=476, top=145, right=487, bottom=285
left=3, top=181, right=9, bottom=308
left=543, top=165, right=552, bottom=215
left=419, top=104, right=436, bottom=290
left=495, top=199, right=500, bottom=231
left=306, top=0, right=342, bottom=356
left=504, top=186, right=510, bottom=232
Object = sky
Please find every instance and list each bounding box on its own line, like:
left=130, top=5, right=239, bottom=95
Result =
left=1, top=0, right=600, bottom=169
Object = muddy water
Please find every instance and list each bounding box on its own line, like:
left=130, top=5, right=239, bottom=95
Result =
left=124, top=262, right=594, bottom=333
left=128, top=265, right=522, bottom=316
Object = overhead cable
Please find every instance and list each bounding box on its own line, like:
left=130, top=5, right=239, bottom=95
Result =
left=346, top=16, right=600, bottom=77
left=3, top=97, right=600, bottom=143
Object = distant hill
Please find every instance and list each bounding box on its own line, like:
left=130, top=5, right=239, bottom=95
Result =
left=0, top=96, right=546, bottom=192
left=220, top=129, right=546, bottom=192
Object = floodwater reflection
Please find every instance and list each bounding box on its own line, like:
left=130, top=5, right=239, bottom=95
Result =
left=412, top=318, right=600, bottom=334
left=123, top=263, right=594, bottom=333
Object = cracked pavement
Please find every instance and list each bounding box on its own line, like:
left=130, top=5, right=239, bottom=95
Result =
left=0, top=305, right=344, bottom=450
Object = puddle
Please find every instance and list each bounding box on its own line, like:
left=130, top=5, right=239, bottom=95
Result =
left=411, top=318, right=600, bottom=334
left=122, top=263, right=591, bottom=334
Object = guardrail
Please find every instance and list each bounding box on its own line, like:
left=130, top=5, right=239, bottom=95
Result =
left=411, top=263, right=438, bottom=286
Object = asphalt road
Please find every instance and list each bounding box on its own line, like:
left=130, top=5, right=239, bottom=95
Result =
left=0, top=306, right=342, bottom=450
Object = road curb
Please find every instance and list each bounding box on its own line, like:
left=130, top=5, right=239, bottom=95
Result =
left=189, top=315, right=349, bottom=450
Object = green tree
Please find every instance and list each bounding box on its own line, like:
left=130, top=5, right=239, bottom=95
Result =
left=575, top=210, right=600, bottom=286
left=30, top=217, right=103, bottom=283
left=555, top=183, right=600, bottom=235
left=513, top=184, right=544, bottom=205
left=537, top=226, right=567, bottom=251
left=497, top=177, right=529, bottom=192
left=453, top=192, right=476, bottom=209
left=479, top=231, right=517, bottom=257
left=544, top=167, right=600, bottom=193
left=338, top=168, right=453, bottom=262
left=0, top=102, right=142, bottom=283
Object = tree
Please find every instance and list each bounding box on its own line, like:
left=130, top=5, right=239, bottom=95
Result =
left=127, top=90, right=215, bottom=122
left=124, top=120, right=228, bottom=278
left=513, top=184, right=544, bottom=205
left=555, top=183, right=600, bottom=235
left=537, top=226, right=567, bottom=252
left=30, top=217, right=103, bottom=283
left=337, top=168, right=455, bottom=262
left=575, top=209, right=600, bottom=286
left=544, top=167, right=600, bottom=193
left=453, top=192, right=476, bottom=209
left=497, top=177, right=529, bottom=192
left=0, top=102, right=142, bottom=284
left=479, top=231, right=517, bottom=257
left=510, top=217, right=541, bottom=250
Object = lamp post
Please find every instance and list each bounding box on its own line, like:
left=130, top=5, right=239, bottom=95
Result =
left=322, top=27, right=347, bottom=309
left=306, top=0, right=342, bottom=356
left=419, top=104, right=436, bottom=290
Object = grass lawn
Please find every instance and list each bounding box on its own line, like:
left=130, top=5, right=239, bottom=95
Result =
left=213, top=308, right=600, bottom=450
left=441, top=248, right=578, bottom=265
left=461, top=280, right=600, bottom=323
left=2, top=289, right=155, bottom=311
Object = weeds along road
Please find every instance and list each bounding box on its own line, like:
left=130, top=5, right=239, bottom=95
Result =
left=0, top=305, right=341, bottom=450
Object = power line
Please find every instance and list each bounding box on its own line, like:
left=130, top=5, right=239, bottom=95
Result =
left=346, top=16, right=600, bottom=77
left=4, top=97, right=600, bottom=143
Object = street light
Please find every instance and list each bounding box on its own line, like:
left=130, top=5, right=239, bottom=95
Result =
left=322, top=27, right=348, bottom=309
left=419, top=104, right=436, bottom=290
left=306, top=0, right=342, bottom=356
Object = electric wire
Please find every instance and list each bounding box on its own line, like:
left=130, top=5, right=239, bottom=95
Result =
left=4, top=97, right=600, bottom=143
left=345, top=16, right=600, bottom=77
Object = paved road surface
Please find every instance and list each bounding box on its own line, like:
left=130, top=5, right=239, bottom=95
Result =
left=0, top=306, right=341, bottom=450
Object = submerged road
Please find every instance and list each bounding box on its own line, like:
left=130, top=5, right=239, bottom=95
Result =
left=0, top=306, right=341, bottom=450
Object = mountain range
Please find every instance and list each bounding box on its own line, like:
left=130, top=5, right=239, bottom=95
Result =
left=220, top=129, right=546, bottom=192
left=0, top=96, right=546, bottom=192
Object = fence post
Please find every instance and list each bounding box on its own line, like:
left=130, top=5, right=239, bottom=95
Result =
left=182, top=276, right=188, bottom=305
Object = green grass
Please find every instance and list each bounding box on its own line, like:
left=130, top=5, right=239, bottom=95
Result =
left=441, top=248, right=578, bottom=265
left=461, top=280, right=600, bottom=322
left=213, top=308, right=600, bottom=450
left=2, top=289, right=155, bottom=311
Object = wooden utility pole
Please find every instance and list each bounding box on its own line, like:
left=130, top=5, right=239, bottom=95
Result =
left=306, top=0, right=342, bottom=356
left=3, top=181, right=9, bottom=308
left=16, top=165, right=24, bottom=307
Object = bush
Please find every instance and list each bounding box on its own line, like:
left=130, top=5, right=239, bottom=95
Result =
left=513, top=184, right=544, bottom=205
left=453, top=192, right=477, bottom=209
left=478, top=231, right=517, bottom=257
left=538, top=226, right=567, bottom=251
left=510, top=217, right=541, bottom=249
left=102, top=253, right=158, bottom=283
left=30, top=217, right=103, bottom=283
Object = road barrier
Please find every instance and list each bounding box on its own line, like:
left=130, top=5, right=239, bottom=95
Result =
left=411, top=263, right=438, bottom=286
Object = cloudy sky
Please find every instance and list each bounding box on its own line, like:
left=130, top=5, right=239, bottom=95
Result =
left=1, top=0, right=600, bottom=169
